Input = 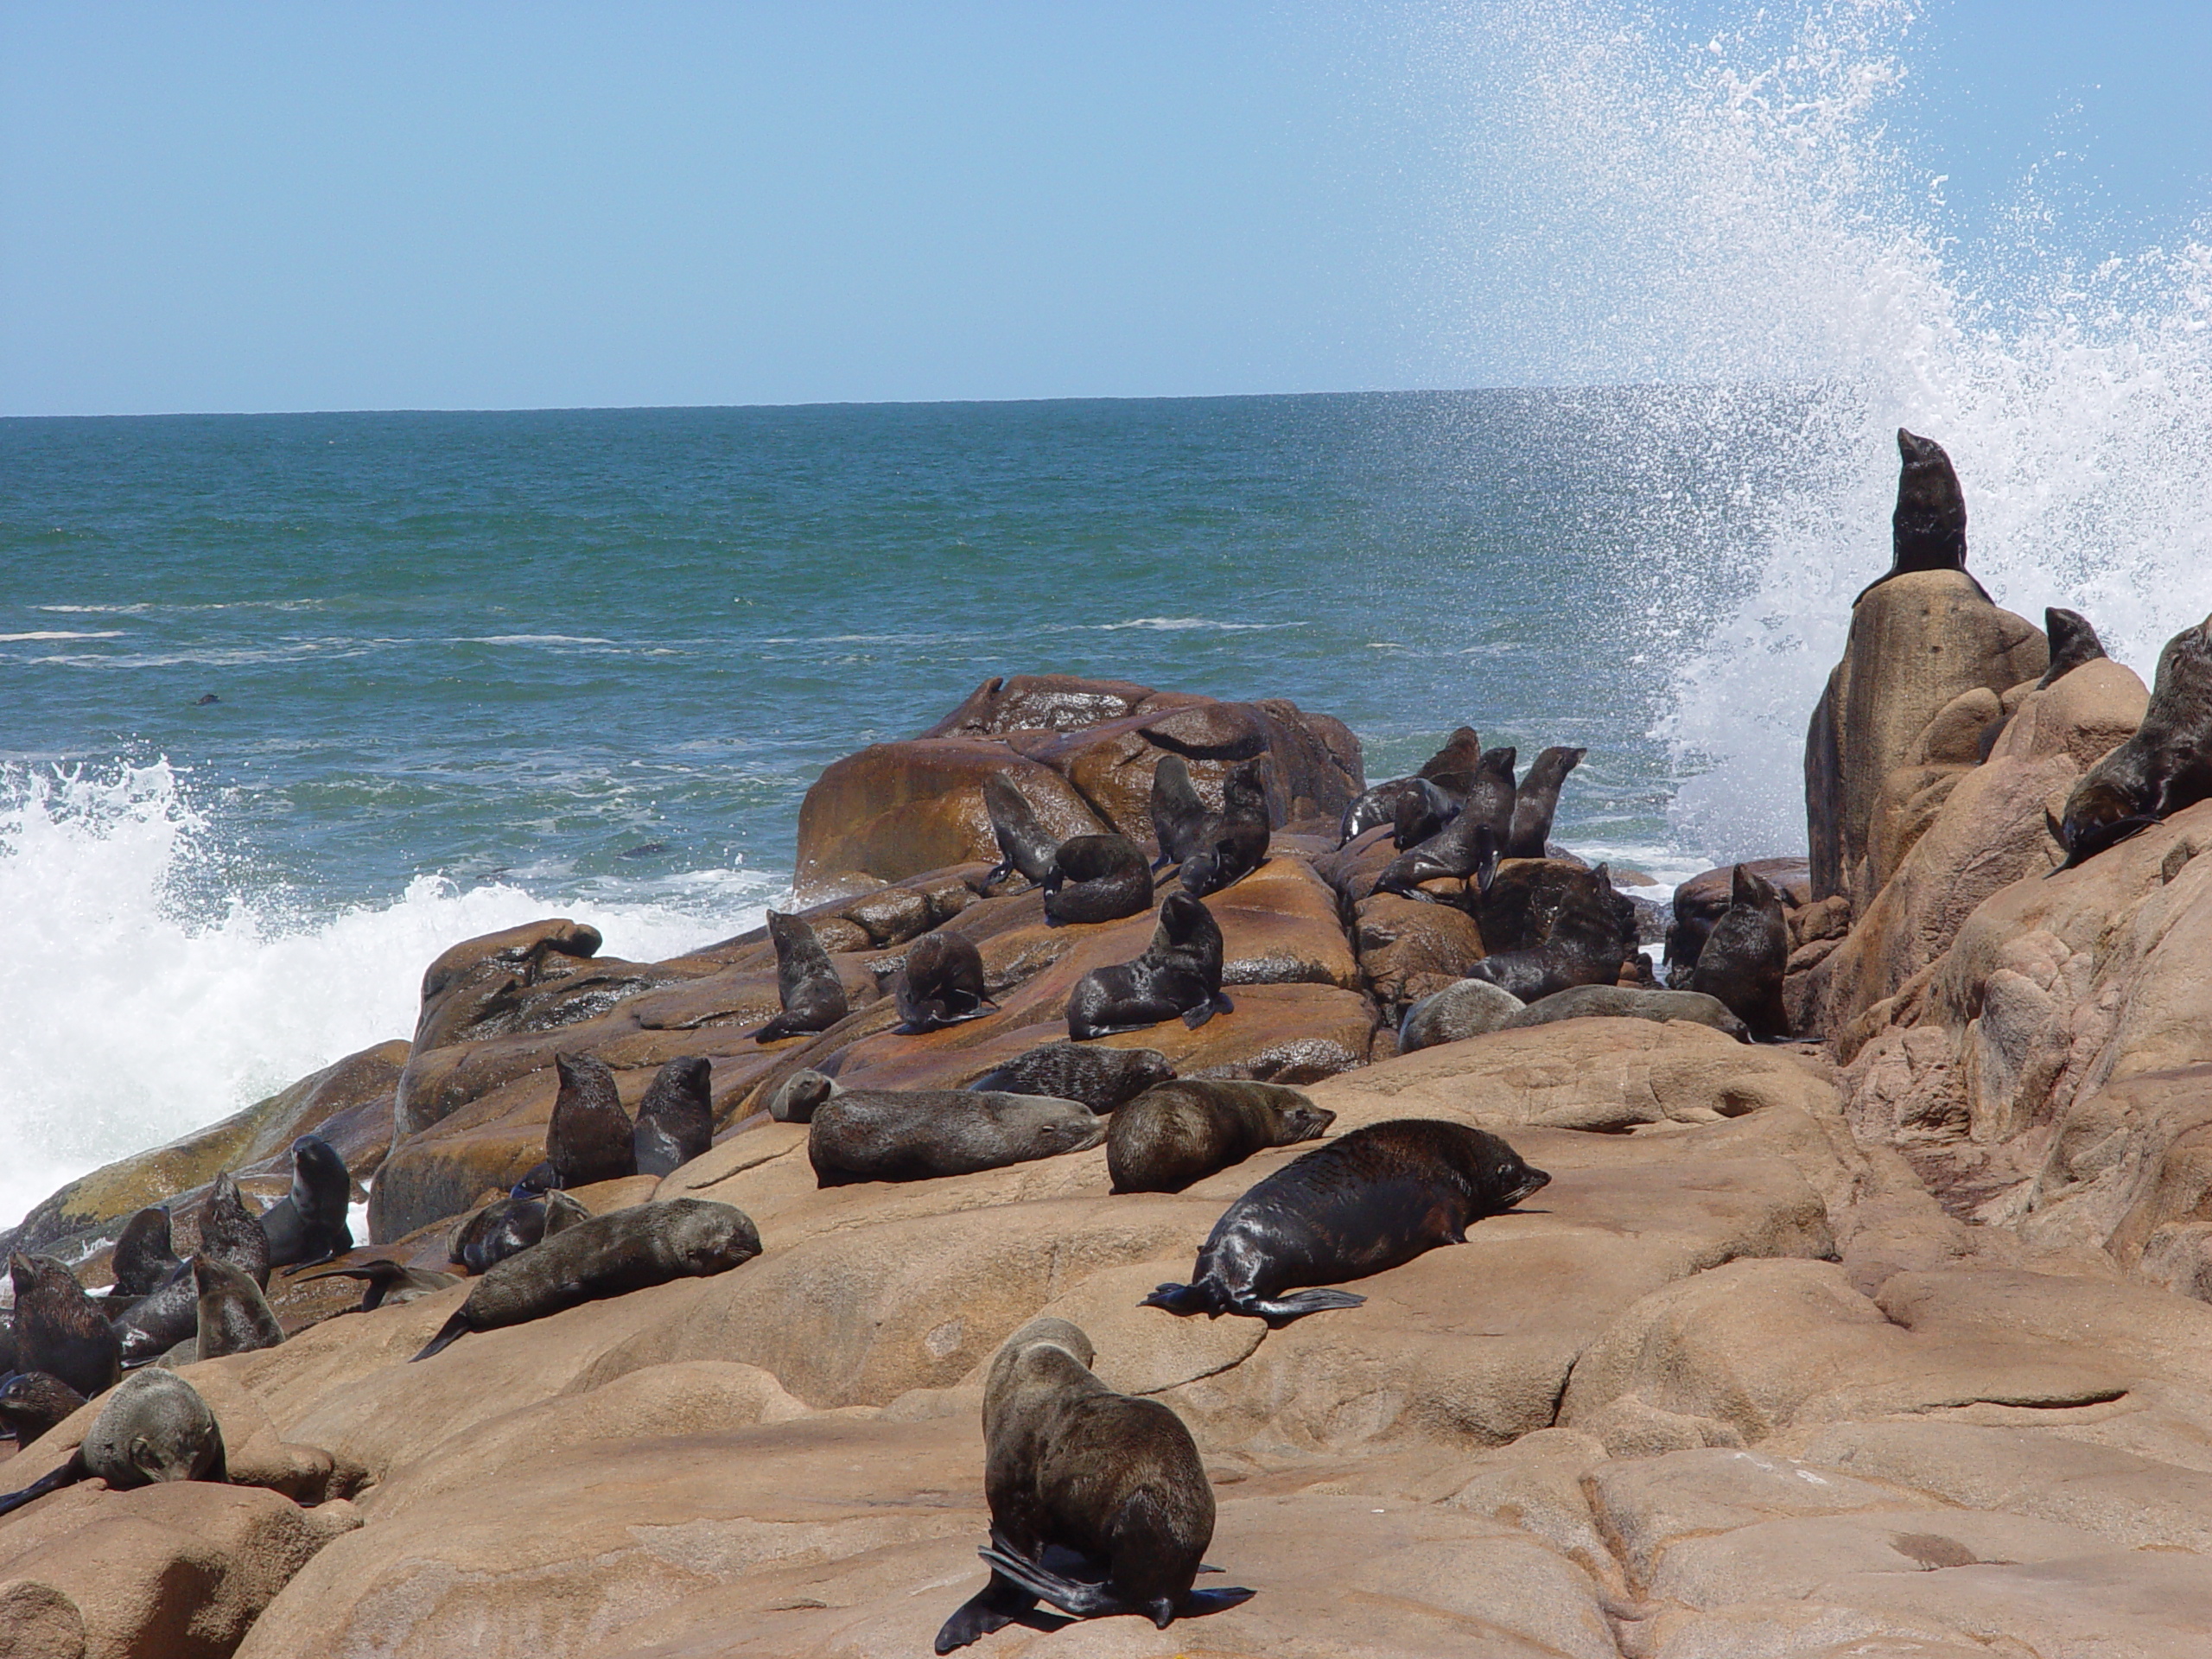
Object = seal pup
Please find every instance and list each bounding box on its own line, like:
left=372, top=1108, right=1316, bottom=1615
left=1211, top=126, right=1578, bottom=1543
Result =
left=261, top=1135, right=355, bottom=1272
left=1336, top=727, right=1483, bottom=845
left=765, top=1067, right=837, bottom=1124
left=1463, top=862, right=1633, bottom=1002
left=1107, top=1080, right=1335, bottom=1193
left=1177, top=760, right=1271, bottom=898
left=632, top=1055, right=715, bottom=1178
left=754, top=910, right=850, bottom=1043
left=1147, top=754, right=1211, bottom=870
left=2052, top=612, right=2212, bottom=868
left=0, top=1370, right=86, bottom=1446
left=808, top=1089, right=1104, bottom=1186
left=1370, top=814, right=1498, bottom=900
left=936, top=1316, right=1253, bottom=1652
left=966, top=1043, right=1174, bottom=1114
left=0, top=1368, right=226, bottom=1520
left=1856, top=429, right=1992, bottom=604
left=982, top=772, right=1061, bottom=889
left=1396, top=978, right=1526, bottom=1053
left=1066, top=892, right=1230, bottom=1040
left=8, top=1252, right=120, bottom=1401
left=294, top=1259, right=461, bottom=1313
left=1506, top=746, right=1586, bottom=859
left=896, top=931, right=999, bottom=1032
left=1142, top=1119, right=1549, bottom=1323
left=105, top=1205, right=181, bottom=1304
left=1041, top=833, right=1154, bottom=925
left=190, top=1255, right=285, bottom=1361
left=1689, top=866, right=1791, bottom=1039
left=412, top=1198, right=761, bottom=1361
left=1501, top=983, right=1750, bottom=1040
left=446, top=1188, right=589, bottom=1274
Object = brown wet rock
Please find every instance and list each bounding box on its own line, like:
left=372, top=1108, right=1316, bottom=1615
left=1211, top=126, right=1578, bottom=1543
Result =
left=1351, top=892, right=1486, bottom=1014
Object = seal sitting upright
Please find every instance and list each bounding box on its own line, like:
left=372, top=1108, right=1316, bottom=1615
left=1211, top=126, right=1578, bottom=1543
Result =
left=1857, top=429, right=1991, bottom=603
left=755, top=910, right=850, bottom=1043
left=934, top=1316, right=1254, bottom=1652
left=982, top=772, right=1059, bottom=890
left=1177, top=760, right=1271, bottom=898
left=1066, top=893, right=1230, bottom=1040
left=259, top=1134, right=354, bottom=1272
left=1143, top=1119, right=1548, bottom=1323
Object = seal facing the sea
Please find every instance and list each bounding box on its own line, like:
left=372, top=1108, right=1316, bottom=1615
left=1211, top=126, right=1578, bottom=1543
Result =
left=983, top=772, right=1060, bottom=889
left=8, top=1251, right=120, bottom=1401
left=413, top=1198, right=761, bottom=1361
left=966, top=1042, right=1174, bottom=1114
left=1066, top=892, right=1230, bottom=1039
left=1506, top=746, right=1586, bottom=858
left=755, top=909, right=850, bottom=1043
left=2052, top=611, right=2212, bottom=867
left=1689, top=865, right=1791, bottom=1038
left=808, top=1089, right=1103, bottom=1186
left=896, top=932, right=998, bottom=1032
left=934, top=1317, right=1254, bottom=1653
left=0, top=1368, right=226, bottom=1519
left=260, top=1134, right=354, bottom=1271
left=1142, top=1119, right=1549, bottom=1323
left=1106, top=1079, right=1334, bottom=1193
left=632, top=1054, right=715, bottom=1177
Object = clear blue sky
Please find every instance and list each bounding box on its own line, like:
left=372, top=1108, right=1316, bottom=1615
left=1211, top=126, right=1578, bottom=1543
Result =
left=3, top=1, right=2207, bottom=416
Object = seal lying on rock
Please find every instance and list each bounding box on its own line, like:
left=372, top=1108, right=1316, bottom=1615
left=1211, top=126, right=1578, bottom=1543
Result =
left=1856, top=428, right=1991, bottom=604
left=0, top=1368, right=226, bottom=1519
left=966, top=1043, right=1175, bottom=1114
left=1370, top=814, right=1498, bottom=899
left=261, top=1135, right=354, bottom=1272
left=2053, top=611, right=2212, bottom=868
left=1499, top=982, right=1750, bottom=1040
left=983, top=772, right=1060, bottom=889
left=934, top=1317, right=1253, bottom=1653
left=446, top=1188, right=589, bottom=1274
left=1463, top=862, right=1632, bottom=1003
left=1689, top=866, right=1791, bottom=1039
left=516, top=1053, right=637, bottom=1191
left=808, top=1089, right=1104, bottom=1186
left=413, top=1198, right=761, bottom=1361
left=191, top=1255, right=285, bottom=1361
left=1143, top=1120, right=1549, bottom=1323
left=0, top=1370, right=86, bottom=1446
left=9, top=1252, right=119, bottom=1401
left=295, top=1259, right=461, bottom=1313
left=1066, top=893, right=1230, bottom=1039
left=1041, top=833, right=1154, bottom=926
left=1106, top=1080, right=1334, bottom=1193
left=755, top=910, right=850, bottom=1043
left=1148, top=754, right=1211, bottom=870
left=1178, top=760, right=1271, bottom=898
left=105, top=1205, right=181, bottom=1304
left=1396, top=978, right=1526, bottom=1053
left=1336, top=727, right=1480, bottom=845
left=897, top=932, right=999, bottom=1032
left=1506, top=746, right=1586, bottom=859
left=632, top=1055, right=715, bottom=1178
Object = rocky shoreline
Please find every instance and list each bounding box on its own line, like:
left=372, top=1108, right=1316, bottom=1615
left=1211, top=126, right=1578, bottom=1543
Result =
left=5, top=435, right=2212, bottom=1656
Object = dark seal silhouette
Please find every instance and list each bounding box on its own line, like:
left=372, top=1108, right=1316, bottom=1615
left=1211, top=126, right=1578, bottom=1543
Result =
left=632, top=1055, right=715, bottom=1178
left=808, top=1089, right=1103, bottom=1186
left=1147, top=754, right=1211, bottom=870
left=755, top=910, right=850, bottom=1043
left=1106, top=1080, right=1334, bottom=1193
left=446, top=1188, right=589, bottom=1274
left=1041, top=833, right=1154, bottom=926
left=105, top=1205, right=182, bottom=1303
left=262, top=1135, right=354, bottom=1272
left=1981, top=607, right=2112, bottom=762
left=190, top=1255, right=285, bottom=1362
left=1856, top=429, right=1991, bottom=603
left=0, top=1369, right=226, bottom=1520
left=1370, top=815, right=1498, bottom=900
left=516, top=1053, right=637, bottom=1191
left=1066, top=892, right=1230, bottom=1040
left=966, top=1042, right=1174, bottom=1114
left=1336, top=727, right=1482, bottom=845
left=1690, top=866, right=1792, bottom=1039
left=115, top=1173, right=270, bottom=1364
left=1143, top=1119, right=1549, bottom=1323
left=982, top=772, right=1061, bottom=889
left=896, top=931, right=998, bottom=1032
left=1463, top=862, right=1634, bottom=1003
left=8, top=1252, right=120, bottom=1401
left=1178, top=760, right=1271, bottom=898
left=1506, top=746, right=1586, bottom=859
left=2051, top=612, right=2212, bottom=868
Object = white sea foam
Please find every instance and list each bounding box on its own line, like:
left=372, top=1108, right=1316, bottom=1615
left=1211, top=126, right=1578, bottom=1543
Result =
left=0, top=760, right=779, bottom=1230
left=0, top=631, right=125, bottom=642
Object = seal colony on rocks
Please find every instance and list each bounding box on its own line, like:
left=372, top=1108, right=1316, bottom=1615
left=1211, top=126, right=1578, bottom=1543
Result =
left=0, top=1368, right=226, bottom=1520
left=1105, top=1079, right=1335, bottom=1193
left=808, top=1088, right=1104, bottom=1186
left=1066, top=892, right=1230, bottom=1039
left=755, top=909, right=850, bottom=1042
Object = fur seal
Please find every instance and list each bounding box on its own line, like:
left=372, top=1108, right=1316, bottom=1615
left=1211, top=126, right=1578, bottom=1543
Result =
left=1689, top=866, right=1791, bottom=1038
left=1463, top=747, right=1519, bottom=843
left=1464, top=861, right=1634, bottom=1002
left=1177, top=760, right=1271, bottom=898
left=1506, top=746, right=1586, bottom=859
left=295, top=1259, right=461, bottom=1312
left=1980, top=607, right=2111, bottom=763
left=754, top=910, right=851, bottom=1043
left=531, top=1052, right=639, bottom=1190
left=633, top=1055, right=715, bottom=1178
left=1856, top=429, right=1992, bottom=604
left=1336, top=727, right=1483, bottom=845
left=1500, top=983, right=1750, bottom=1040
left=1042, top=833, right=1154, bottom=925
left=966, top=1043, right=1175, bottom=1114
left=934, top=1317, right=1252, bottom=1652
left=0, top=1370, right=86, bottom=1446
left=113, top=1174, right=270, bottom=1366
left=896, top=931, right=999, bottom=1032
left=1106, top=1080, right=1335, bottom=1193
left=982, top=772, right=1061, bottom=889
left=412, top=1198, right=761, bottom=1361
left=764, top=1067, right=838, bottom=1123
left=1066, top=892, right=1230, bottom=1040
left=1389, top=779, right=1457, bottom=849
left=191, top=1255, right=285, bottom=1361
left=8, top=1253, right=120, bottom=1400
left=808, top=1089, right=1103, bottom=1186
left=1147, top=754, right=1211, bottom=870
left=1143, top=1119, right=1549, bottom=1323
left=1370, top=813, right=1498, bottom=899
left=0, top=1368, right=227, bottom=1520
left=1396, top=977, right=1527, bottom=1052
left=200, top=1170, right=272, bottom=1288
left=105, top=1206, right=181, bottom=1303
left=446, top=1188, right=589, bottom=1274
left=2052, top=612, right=2212, bottom=868
left=261, top=1135, right=355, bottom=1272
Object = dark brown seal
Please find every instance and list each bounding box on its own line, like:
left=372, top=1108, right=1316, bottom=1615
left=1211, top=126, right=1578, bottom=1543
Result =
left=966, top=1042, right=1175, bottom=1114
left=1689, top=865, right=1791, bottom=1038
left=807, top=1089, right=1103, bottom=1186
left=896, top=931, right=999, bottom=1032
left=1856, top=429, right=1993, bottom=603
left=8, top=1252, right=119, bottom=1400
left=1106, top=1080, right=1335, bottom=1193
left=0, top=1371, right=86, bottom=1446
left=1464, top=861, right=1634, bottom=1002
left=1178, top=760, right=1271, bottom=897
left=191, top=1255, right=285, bottom=1361
left=1142, top=1119, right=1549, bottom=1322
left=1147, top=753, right=1211, bottom=870
left=754, top=909, right=851, bottom=1043
left=1041, top=833, right=1154, bottom=925
left=114, top=1173, right=270, bottom=1365
left=934, top=1317, right=1253, bottom=1652
left=1370, top=811, right=1498, bottom=899
left=536, top=1052, right=638, bottom=1189
left=294, top=1259, right=461, bottom=1312
left=412, top=1198, right=761, bottom=1361
left=1066, top=892, right=1230, bottom=1040
left=983, top=772, right=1060, bottom=889
left=1980, top=607, right=2111, bottom=762
left=1336, top=727, right=1482, bottom=845
left=1505, top=746, right=1586, bottom=859
left=445, top=1188, right=589, bottom=1274
left=199, top=1170, right=272, bottom=1288
left=632, top=1054, right=715, bottom=1178
left=105, top=1205, right=181, bottom=1302
left=2052, top=612, right=2212, bottom=868
left=261, top=1135, right=354, bottom=1272
left=0, top=1368, right=226, bottom=1519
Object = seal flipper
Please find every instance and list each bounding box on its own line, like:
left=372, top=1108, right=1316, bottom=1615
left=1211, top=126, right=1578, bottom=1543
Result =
left=410, top=1311, right=472, bottom=1362
left=934, top=1570, right=1039, bottom=1654
left=1140, top=1280, right=1217, bottom=1315
left=0, top=1452, right=88, bottom=1518
left=1181, top=991, right=1230, bottom=1031
left=976, top=1544, right=1148, bottom=1623
left=1237, top=1287, right=1365, bottom=1323
left=1180, top=1585, right=1259, bottom=1616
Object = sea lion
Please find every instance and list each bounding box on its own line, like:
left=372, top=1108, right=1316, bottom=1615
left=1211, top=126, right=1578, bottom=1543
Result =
left=1066, top=892, right=1230, bottom=1040
left=191, top=1255, right=285, bottom=1361
left=754, top=910, right=850, bottom=1043
left=934, top=1317, right=1253, bottom=1653
left=294, top=1259, right=461, bottom=1312
left=1463, top=746, right=1519, bottom=841
left=1143, top=1119, right=1549, bottom=1323
left=261, top=1135, right=355, bottom=1272
left=1041, top=833, right=1154, bottom=925
left=966, top=1043, right=1175, bottom=1114
left=808, top=1089, right=1104, bottom=1186
left=1147, top=754, right=1211, bottom=870
left=1506, top=746, right=1586, bottom=859
left=2051, top=612, right=2212, bottom=868
left=1106, top=1080, right=1335, bottom=1193
left=1370, top=815, right=1498, bottom=899
left=105, top=1205, right=181, bottom=1303
left=1336, top=727, right=1483, bottom=845
left=633, top=1054, right=715, bottom=1178
left=1856, top=428, right=1992, bottom=604
left=1499, top=983, right=1750, bottom=1040
left=0, top=1368, right=227, bottom=1520
left=1689, top=866, right=1791, bottom=1038
left=983, top=772, right=1061, bottom=889
left=412, top=1198, right=761, bottom=1361
left=1463, top=862, right=1634, bottom=1002
left=8, top=1253, right=120, bottom=1401
left=1396, top=977, right=1526, bottom=1053
left=0, top=1370, right=86, bottom=1446
left=446, top=1188, right=589, bottom=1274
left=533, top=1052, right=639, bottom=1189
left=896, top=931, right=999, bottom=1032
left=1178, top=760, right=1271, bottom=898
left=765, top=1067, right=838, bottom=1124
